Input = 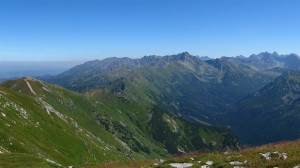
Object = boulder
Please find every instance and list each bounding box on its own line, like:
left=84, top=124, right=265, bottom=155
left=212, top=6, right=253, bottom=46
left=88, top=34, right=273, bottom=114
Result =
left=230, top=161, right=243, bottom=165
left=200, top=165, right=210, bottom=168
left=169, top=163, right=193, bottom=168
left=278, top=153, right=288, bottom=160
left=260, top=152, right=271, bottom=160
left=206, top=161, right=214, bottom=165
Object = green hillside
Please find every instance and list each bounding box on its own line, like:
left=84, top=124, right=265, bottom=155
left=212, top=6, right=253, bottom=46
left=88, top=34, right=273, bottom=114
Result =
left=0, top=78, right=145, bottom=167
left=0, top=77, right=239, bottom=167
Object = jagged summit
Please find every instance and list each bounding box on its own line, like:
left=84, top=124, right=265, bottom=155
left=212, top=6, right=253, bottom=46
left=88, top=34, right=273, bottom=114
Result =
left=231, top=52, right=300, bottom=70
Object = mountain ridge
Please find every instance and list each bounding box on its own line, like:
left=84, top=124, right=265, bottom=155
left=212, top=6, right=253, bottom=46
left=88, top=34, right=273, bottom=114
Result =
left=45, top=52, right=283, bottom=123
left=227, top=52, right=300, bottom=70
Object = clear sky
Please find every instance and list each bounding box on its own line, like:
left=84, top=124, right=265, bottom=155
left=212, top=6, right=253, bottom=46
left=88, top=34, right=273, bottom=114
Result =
left=0, top=0, right=299, bottom=61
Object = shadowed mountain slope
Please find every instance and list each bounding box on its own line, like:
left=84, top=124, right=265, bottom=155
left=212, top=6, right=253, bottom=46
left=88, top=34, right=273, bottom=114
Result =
left=226, top=71, right=300, bottom=145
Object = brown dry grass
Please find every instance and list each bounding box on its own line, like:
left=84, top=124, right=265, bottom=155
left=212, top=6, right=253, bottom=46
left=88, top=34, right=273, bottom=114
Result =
left=85, top=139, right=300, bottom=168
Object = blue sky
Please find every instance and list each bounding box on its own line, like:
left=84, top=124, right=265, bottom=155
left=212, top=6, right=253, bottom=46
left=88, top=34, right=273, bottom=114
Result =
left=0, top=0, right=299, bottom=61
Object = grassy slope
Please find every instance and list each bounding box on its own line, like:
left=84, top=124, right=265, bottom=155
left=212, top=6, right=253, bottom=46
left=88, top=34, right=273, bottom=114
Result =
left=0, top=78, right=156, bottom=167
left=0, top=77, right=239, bottom=167
left=87, top=90, right=240, bottom=155
left=85, top=89, right=169, bottom=158
left=91, top=139, right=300, bottom=168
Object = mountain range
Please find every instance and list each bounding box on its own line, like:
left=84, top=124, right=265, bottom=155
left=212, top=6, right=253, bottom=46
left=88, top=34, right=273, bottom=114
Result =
left=45, top=51, right=300, bottom=145
left=1, top=51, right=300, bottom=167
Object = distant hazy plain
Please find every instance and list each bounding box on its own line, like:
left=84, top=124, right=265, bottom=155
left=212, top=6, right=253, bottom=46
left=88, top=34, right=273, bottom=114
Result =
left=0, top=61, right=83, bottom=81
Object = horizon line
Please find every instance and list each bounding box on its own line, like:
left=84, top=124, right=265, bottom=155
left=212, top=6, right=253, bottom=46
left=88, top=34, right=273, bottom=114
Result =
left=0, top=51, right=298, bottom=62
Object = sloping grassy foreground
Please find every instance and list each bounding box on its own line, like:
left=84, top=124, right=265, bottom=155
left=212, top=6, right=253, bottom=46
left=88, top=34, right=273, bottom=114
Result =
left=0, top=77, right=239, bottom=167
left=0, top=153, right=59, bottom=168
left=89, top=139, right=300, bottom=168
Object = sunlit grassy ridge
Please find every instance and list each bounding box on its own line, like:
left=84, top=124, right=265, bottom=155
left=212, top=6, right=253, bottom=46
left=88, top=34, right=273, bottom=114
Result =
left=0, top=78, right=136, bottom=167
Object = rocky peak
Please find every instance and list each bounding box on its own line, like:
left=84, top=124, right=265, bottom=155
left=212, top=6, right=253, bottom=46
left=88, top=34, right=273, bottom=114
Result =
left=180, top=52, right=191, bottom=59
